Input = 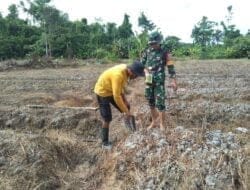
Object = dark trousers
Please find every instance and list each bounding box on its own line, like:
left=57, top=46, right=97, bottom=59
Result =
left=96, top=95, right=121, bottom=122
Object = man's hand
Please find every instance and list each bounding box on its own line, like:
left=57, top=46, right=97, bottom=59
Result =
left=144, top=68, right=150, bottom=75
left=124, top=112, right=132, bottom=119
left=170, top=78, right=178, bottom=91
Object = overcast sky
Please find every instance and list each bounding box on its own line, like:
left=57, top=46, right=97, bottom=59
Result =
left=1, top=0, right=249, bottom=42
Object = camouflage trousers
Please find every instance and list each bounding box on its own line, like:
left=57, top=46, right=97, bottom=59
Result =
left=145, top=82, right=166, bottom=111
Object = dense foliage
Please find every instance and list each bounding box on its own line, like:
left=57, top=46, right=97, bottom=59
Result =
left=0, top=1, right=249, bottom=60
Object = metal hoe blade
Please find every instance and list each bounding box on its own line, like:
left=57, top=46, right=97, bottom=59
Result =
left=124, top=115, right=136, bottom=132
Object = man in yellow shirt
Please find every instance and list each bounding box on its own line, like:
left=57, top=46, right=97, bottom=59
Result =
left=94, top=61, right=145, bottom=149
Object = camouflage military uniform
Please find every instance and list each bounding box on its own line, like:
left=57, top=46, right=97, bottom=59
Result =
left=141, top=46, right=176, bottom=111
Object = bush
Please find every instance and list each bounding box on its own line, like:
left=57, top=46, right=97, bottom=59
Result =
left=94, top=48, right=108, bottom=59
left=231, top=36, right=250, bottom=58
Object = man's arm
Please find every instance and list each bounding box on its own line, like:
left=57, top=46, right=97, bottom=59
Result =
left=166, top=52, right=177, bottom=91
left=111, top=76, right=130, bottom=114
left=122, top=94, right=130, bottom=110
left=141, top=49, right=150, bottom=75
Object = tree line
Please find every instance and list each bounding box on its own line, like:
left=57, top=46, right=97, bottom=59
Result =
left=0, top=0, right=249, bottom=61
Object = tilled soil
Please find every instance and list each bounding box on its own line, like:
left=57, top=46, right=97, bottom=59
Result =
left=0, top=59, right=249, bottom=190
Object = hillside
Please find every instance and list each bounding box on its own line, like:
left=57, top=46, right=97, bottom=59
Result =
left=0, top=59, right=249, bottom=190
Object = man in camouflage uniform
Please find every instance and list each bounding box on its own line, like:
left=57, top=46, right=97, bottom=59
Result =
left=141, top=31, right=177, bottom=130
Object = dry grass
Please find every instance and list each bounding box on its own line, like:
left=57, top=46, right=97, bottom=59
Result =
left=0, top=59, right=249, bottom=189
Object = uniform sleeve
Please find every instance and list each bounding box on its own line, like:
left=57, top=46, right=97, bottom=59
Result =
left=166, top=52, right=176, bottom=78
left=111, top=75, right=129, bottom=113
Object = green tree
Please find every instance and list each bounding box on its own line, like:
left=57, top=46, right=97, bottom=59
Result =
left=44, top=7, right=70, bottom=57
left=221, top=22, right=241, bottom=47
left=162, top=36, right=181, bottom=53
left=138, top=12, right=156, bottom=32
left=231, top=35, right=250, bottom=58
left=221, top=6, right=241, bottom=46
left=118, top=14, right=134, bottom=39
left=20, top=0, right=69, bottom=57
left=89, top=21, right=106, bottom=57
left=105, top=22, right=118, bottom=47
left=20, top=0, right=51, bottom=56
left=0, top=14, right=40, bottom=59
left=7, top=4, right=19, bottom=20
left=212, top=29, right=223, bottom=45
left=191, top=16, right=217, bottom=47
left=0, top=3, right=41, bottom=60
left=114, top=14, right=134, bottom=58
left=65, top=19, right=90, bottom=58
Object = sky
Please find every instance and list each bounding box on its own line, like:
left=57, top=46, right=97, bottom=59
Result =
left=1, top=0, right=250, bottom=42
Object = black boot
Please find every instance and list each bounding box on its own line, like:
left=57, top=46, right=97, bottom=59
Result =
left=101, top=128, right=112, bottom=150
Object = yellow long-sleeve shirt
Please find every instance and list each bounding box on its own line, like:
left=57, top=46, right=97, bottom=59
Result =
left=94, top=64, right=129, bottom=113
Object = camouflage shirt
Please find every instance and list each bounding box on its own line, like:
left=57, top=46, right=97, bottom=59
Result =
left=141, top=46, right=176, bottom=80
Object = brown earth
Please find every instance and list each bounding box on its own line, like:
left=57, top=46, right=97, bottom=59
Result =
left=0, top=59, right=249, bottom=190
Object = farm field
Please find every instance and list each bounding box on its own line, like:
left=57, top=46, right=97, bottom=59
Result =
left=0, top=59, right=249, bottom=190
